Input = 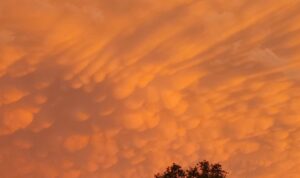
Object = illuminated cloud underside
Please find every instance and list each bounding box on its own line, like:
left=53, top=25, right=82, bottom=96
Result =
left=0, top=0, right=300, bottom=178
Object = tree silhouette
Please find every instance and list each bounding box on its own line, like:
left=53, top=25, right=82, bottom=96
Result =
left=154, top=160, right=228, bottom=178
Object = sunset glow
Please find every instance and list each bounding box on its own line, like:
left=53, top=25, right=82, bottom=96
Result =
left=1, top=1, right=300, bottom=178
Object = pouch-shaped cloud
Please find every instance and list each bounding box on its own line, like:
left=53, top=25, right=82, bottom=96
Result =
left=0, top=0, right=300, bottom=178
left=64, top=135, right=90, bottom=152
left=0, top=108, right=35, bottom=135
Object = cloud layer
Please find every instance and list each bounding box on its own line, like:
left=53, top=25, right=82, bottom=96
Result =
left=1, top=0, right=300, bottom=178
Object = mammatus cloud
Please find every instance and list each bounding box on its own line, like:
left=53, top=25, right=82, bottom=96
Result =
left=1, top=0, right=300, bottom=178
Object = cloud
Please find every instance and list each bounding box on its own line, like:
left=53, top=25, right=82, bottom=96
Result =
left=0, top=108, right=36, bottom=135
left=0, top=87, right=27, bottom=105
left=63, top=135, right=90, bottom=152
left=0, top=0, right=300, bottom=178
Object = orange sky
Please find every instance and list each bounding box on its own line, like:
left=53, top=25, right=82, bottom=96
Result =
left=1, top=0, right=300, bottom=178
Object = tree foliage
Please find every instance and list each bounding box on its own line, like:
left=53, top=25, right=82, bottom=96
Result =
left=154, top=160, right=228, bottom=178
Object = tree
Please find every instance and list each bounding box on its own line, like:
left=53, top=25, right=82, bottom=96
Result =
left=154, top=160, right=228, bottom=178
left=154, top=163, right=186, bottom=178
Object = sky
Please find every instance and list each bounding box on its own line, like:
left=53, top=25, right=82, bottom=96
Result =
left=0, top=0, right=300, bottom=178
